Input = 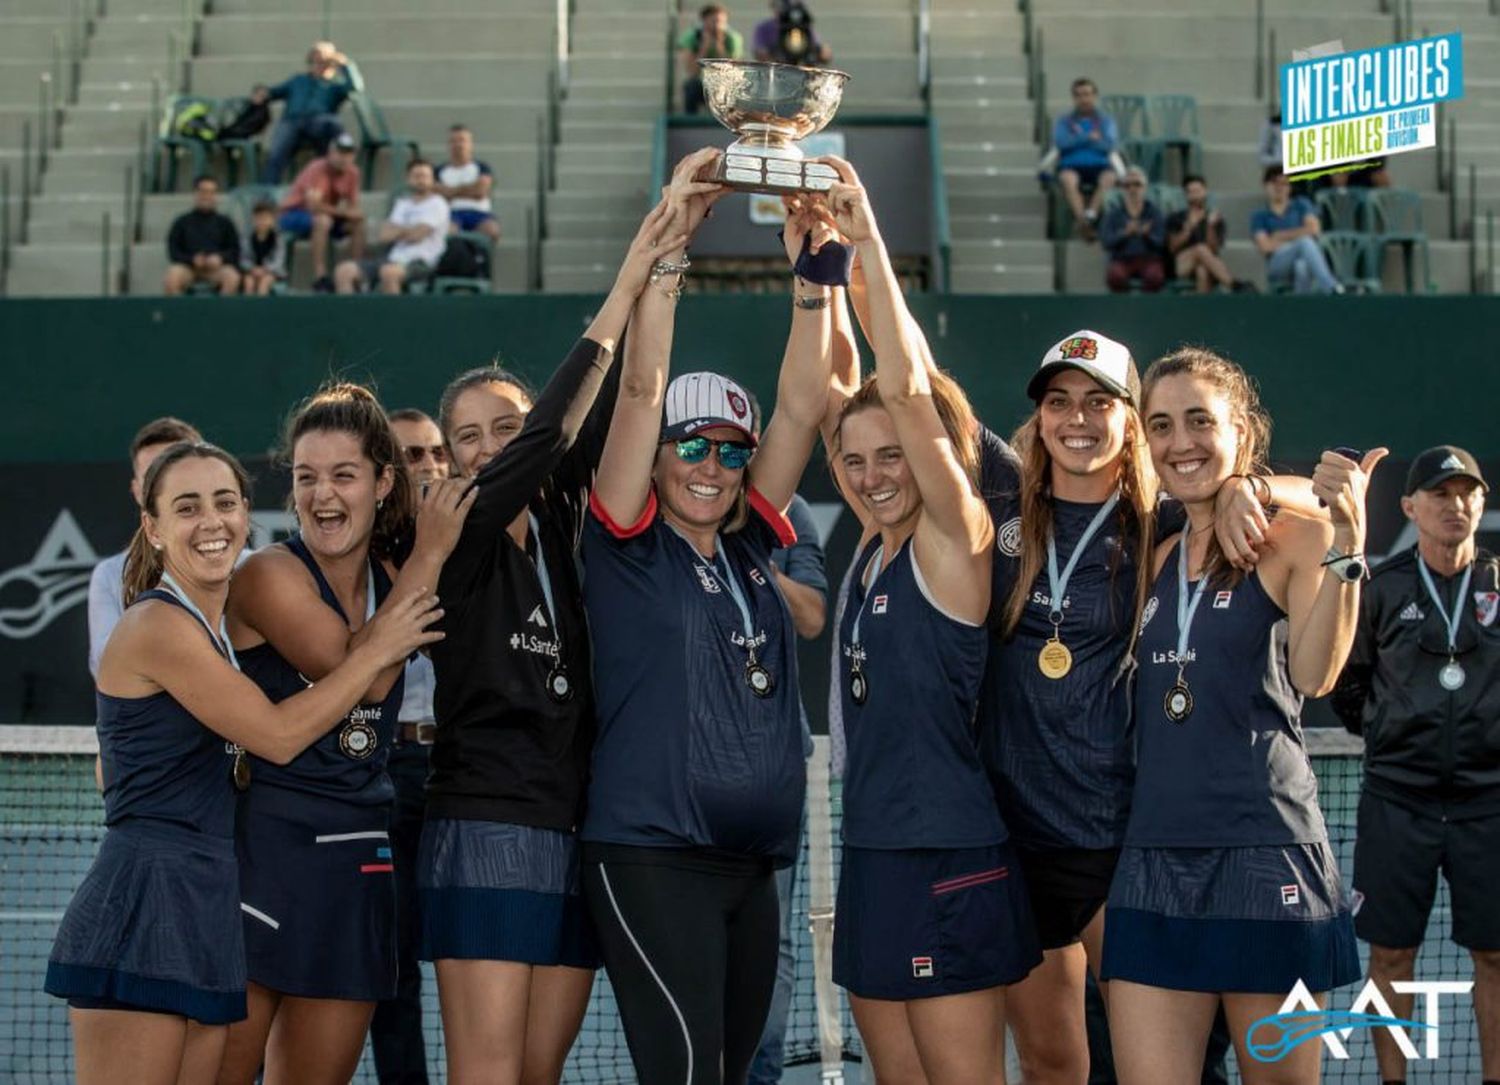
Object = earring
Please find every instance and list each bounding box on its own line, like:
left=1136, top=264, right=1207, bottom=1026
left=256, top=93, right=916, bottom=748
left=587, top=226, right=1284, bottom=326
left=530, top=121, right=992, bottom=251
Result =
left=151, top=542, right=163, bottom=551
left=377, top=498, right=384, bottom=510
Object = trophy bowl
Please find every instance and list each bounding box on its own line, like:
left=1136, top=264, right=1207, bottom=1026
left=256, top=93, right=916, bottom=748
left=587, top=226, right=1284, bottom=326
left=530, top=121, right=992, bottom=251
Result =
left=698, top=59, right=850, bottom=193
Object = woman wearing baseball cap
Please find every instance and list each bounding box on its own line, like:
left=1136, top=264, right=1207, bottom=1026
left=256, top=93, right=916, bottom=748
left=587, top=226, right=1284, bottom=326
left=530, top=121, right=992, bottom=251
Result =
left=1103, top=346, right=1384, bottom=1082
left=578, top=149, right=835, bottom=1084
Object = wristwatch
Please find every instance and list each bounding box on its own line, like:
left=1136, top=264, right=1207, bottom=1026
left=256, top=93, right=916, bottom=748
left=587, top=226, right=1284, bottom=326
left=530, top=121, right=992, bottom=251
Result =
left=1322, top=547, right=1367, bottom=583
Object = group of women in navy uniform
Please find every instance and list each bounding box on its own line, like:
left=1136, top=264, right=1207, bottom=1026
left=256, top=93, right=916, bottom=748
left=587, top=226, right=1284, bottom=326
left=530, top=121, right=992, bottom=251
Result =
left=48, top=148, right=1385, bottom=1085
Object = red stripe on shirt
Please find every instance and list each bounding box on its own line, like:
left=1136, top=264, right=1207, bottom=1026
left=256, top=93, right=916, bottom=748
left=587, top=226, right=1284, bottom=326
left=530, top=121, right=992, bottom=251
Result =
left=589, top=489, right=659, bottom=540
left=930, top=867, right=1009, bottom=895
left=360, top=863, right=395, bottom=874
left=748, top=488, right=796, bottom=549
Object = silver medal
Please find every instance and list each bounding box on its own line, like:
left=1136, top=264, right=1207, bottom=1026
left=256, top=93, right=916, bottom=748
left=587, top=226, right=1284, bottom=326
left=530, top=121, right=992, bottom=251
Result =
left=1439, top=661, right=1466, bottom=691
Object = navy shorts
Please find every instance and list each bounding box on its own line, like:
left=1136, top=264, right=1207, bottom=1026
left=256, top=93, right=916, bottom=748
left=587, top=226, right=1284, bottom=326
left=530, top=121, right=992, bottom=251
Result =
left=451, top=208, right=495, bottom=232
left=833, top=841, right=1042, bottom=1000
left=1101, top=842, right=1361, bottom=994
left=1015, top=844, right=1120, bottom=950
left=278, top=208, right=349, bottom=240
left=46, top=820, right=247, bottom=1024
left=1353, top=790, right=1500, bottom=951
left=418, top=818, right=598, bottom=969
left=1060, top=163, right=1113, bottom=187
left=236, top=789, right=396, bottom=1000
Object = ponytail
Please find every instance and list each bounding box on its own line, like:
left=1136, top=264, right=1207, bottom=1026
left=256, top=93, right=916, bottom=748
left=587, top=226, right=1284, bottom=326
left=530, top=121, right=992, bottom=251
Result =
left=121, top=522, right=165, bottom=607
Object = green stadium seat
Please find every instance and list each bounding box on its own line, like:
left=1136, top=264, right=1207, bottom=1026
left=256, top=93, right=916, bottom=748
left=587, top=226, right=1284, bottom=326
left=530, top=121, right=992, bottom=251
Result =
left=1319, top=230, right=1382, bottom=293
left=1365, top=188, right=1433, bottom=294
left=1314, top=187, right=1369, bottom=234
left=1147, top=94, right=1202, bottom=178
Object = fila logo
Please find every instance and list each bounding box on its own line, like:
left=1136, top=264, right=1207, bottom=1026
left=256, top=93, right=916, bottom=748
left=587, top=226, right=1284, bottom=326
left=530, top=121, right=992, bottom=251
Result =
left=527, top=605, right=548, bottom=628
left=693, top=565, right=721, bottom=594
left=871, top=594, right=888, bottom=615
left=1281, top=884, right=1301, bottom=906
left=747, top=566, right=767, bottom=586
left=1399, top=602, right=1424, bottom=621
left=911, top=956, right=934, bottom=978
left=1440, top=453, right=1466, bottom=470
left=1213, top=590, right=1233, bottom=609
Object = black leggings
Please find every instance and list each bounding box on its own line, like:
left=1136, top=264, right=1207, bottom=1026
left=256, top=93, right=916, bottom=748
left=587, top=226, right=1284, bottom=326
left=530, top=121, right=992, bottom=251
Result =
left=582, top=847, right=781, bottom=1085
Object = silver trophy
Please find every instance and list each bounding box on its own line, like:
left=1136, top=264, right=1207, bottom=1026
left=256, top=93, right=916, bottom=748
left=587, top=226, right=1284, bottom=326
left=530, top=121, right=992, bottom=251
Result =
left=698, top=59, right=850, bottom=193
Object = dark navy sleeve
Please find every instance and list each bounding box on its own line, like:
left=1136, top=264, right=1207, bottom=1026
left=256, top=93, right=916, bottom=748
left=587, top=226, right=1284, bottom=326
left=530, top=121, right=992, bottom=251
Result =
left=1154, top=496, right=1187, bottom=541
left=977, top=424, right=1021, bottom=500
left=545, top=328, right=624, bottom=546
left=441, top=338, right=613, bottom=594
left=776, top=494, right=828, bottom=596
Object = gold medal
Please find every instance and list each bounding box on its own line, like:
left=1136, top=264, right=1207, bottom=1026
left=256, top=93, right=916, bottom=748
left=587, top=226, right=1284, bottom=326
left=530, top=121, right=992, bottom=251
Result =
left=1038, top=637, right=1073, bottom=679
left=232, top=749, right=251, bottom=792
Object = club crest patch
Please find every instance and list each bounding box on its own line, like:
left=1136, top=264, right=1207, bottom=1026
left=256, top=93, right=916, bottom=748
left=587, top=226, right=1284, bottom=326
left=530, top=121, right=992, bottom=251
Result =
left=1475, top=591, right=1498, bottom=628
left=996, top=517, right=1022, bottom=557
left=1058, top=336, right=1098, bottom=360
left=727, top=390, right=748, bottom=419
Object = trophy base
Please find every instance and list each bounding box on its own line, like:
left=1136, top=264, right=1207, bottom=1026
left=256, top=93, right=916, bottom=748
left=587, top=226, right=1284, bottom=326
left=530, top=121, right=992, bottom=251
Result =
left=711, top=152, right=839, bottom=195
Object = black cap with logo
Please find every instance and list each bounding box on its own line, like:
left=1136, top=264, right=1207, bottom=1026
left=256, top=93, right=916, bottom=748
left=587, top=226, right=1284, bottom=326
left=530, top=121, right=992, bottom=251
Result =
left=1404, top=445, right=1488, bottom=496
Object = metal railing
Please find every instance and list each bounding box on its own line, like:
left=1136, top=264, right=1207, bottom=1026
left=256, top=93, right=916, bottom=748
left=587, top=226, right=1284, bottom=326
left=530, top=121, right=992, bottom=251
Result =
left=916, top=0, right=931, bottom=113
left=100, top=210, right=112, bottom=296
left=19, top=120, right=33, bottom=245
left=121, top=165, right=134, bottom=294
left=926, top=115, right=951, bottom=292
left=1255, top=0, right=1265, bottom=99
left=1, top=167, right=10, bottom=295
left=1032, top=28, right=1047, bottom=146
left=556, top=0, right=571, bottom=97
left=1266, top=28, right=1278, bottom=115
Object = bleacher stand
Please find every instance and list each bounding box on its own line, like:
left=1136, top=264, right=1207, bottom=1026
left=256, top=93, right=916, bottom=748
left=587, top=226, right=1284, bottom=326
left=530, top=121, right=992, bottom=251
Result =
left=332, top=156, right=447, bottom=295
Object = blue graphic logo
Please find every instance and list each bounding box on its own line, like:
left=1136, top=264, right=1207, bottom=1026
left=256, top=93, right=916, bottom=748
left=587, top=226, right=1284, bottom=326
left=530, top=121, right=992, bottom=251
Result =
left=1246, top=1010, right=1432, bottom=1063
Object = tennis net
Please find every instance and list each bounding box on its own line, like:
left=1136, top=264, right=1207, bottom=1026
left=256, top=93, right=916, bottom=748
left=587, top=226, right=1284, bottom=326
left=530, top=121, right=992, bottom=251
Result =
left=0, top=728, right=1482, bottom=1083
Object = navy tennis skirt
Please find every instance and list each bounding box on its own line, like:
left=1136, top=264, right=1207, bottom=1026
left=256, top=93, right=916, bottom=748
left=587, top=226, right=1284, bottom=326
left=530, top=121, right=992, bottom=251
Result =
left=418, top=818, right=598, bottom=969
left=1101, top=841, right=1361, bottom=994
left=236, top=788, right=396, bottom=1000
left=46, top=819, right=246, bottom=1024
left=833, top=841, right=1042, bottom=1000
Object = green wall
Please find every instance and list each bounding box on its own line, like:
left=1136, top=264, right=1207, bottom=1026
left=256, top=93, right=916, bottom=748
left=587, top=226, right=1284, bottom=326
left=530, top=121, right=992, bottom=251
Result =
left=4, top=295, right=1490, bottom=463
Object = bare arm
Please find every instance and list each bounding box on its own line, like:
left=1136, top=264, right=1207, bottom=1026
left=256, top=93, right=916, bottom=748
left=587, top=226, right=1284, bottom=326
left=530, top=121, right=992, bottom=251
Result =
left=819, top=157, right=992, bottom=623
left=593, top=149, right=724, bottom=527
left=1276, top=448, right=1387, bottom=696
left=110, top=590, right=441, bottom=764
left=775, top=570, right=827, bottom=638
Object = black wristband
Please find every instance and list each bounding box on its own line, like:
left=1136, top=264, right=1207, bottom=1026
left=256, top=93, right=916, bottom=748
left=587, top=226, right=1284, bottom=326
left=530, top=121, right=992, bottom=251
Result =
left=776, top=231, right=854, bottom=287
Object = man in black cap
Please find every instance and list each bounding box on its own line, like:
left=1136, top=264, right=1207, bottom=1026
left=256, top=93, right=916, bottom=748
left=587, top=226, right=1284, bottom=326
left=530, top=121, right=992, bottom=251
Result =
left=1333, top=445, right=1500, bottom=1085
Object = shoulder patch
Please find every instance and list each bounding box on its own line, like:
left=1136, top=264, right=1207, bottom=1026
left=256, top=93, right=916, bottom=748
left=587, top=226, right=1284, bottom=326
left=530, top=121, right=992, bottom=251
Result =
left=996, top=517, right=1022, bottom=557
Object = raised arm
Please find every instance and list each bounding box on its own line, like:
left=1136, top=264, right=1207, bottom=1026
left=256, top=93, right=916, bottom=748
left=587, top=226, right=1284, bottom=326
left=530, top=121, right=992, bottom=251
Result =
left=1280, top=448, right=1387, bottom=697
left=593, top=148, right=725, bottom=527
left=748, top=199, right=837, bottom=514
left=442, top=198, right=685, bottom=585
left=122, top=587, right=441, bottom=765
left=817, top=156, right=992, bottom=618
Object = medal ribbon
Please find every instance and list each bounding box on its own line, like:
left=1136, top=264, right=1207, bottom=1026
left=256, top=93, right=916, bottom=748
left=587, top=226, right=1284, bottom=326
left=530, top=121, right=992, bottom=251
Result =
left=1044, top=491, right=1120, bottom=629
left=1415, top=557, right=1472, bottom=660
left=158, top=571, right=240, bottom=670
left=527, top=513, right=562, bottom=643
left=668, top=526, right=762, bottom=661
left=849, top=542, right=886, bottom=654
left=1173, top=530, right=1211, bottom=679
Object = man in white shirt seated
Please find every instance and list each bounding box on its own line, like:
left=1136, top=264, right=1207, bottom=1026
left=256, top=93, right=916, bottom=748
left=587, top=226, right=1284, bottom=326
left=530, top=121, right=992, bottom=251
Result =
left=334, top=158, right=450, bottom=294
left=434, top=123, right=501, bottom=241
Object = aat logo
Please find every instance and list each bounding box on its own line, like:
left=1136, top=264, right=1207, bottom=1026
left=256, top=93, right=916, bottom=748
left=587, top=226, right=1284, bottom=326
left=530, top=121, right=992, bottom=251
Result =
left=1247, top=978, right=1473, bottom=1062
left=0, top=510, right=98, bottom=639
left=1280, top=33, right=1463, bottom=181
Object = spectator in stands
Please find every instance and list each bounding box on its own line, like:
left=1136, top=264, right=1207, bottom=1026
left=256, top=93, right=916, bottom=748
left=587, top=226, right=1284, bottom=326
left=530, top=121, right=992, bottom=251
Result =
left=279, top=132, right=365, bottom=293
left=1166, top=175, right=1249, bottom=294
left=679, top=4, right=745, bottom=114
left=162, top=176, right=241, bottom=296
left=1258, top=110, right=1283, bottom=171
left=435, top=124, right=501, bottom=241
left=240, top=200, right=286, bottom=296
left=1099, top=166, right=1166, bottom=293
left=1252, top=166, right=1343, bottom=294
left=334, top=158, right=449, bottom=295
left=753, top=0, right=832, bottom=66
left=256, top=40, right=359, bottom=184
left=87, top=417, right=204, bottom=679
left=1050, top=77, right=1119, bottom=240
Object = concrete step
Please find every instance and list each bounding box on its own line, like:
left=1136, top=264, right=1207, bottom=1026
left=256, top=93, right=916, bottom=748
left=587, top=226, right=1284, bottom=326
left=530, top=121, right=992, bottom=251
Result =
left=60, top=105, right=156, bottom=149
left=196, top=15, right=556, bottom=57
left=947, top=191, right=1047, bottom=217
left=940, top=144, right=1044, bottom=171
left=549, top=163, right=650, bottom=195
left=936, top=118, right=1042, bottom=146
left=0, top=60, right=62, bottom=104
left=543, top=263, right=618, bottom=292
left=945, top=165, right=1044, bottom=197
left=546, top=188, right=648, bottom=218
left=929, top=55, right=1029, bottom=82
left=949, top=212, right=1047, bottom=241
left=6, top=243, right=118, bottom=296
left=948, top=263, right=1055, bottom=294
left=1031, top=13, right=1394, bottom=55
left=950, top=238, right=1053, bottom=266
left=554, top=143, right=650, bottom=174
left=545, top=213, right=637, bottom=241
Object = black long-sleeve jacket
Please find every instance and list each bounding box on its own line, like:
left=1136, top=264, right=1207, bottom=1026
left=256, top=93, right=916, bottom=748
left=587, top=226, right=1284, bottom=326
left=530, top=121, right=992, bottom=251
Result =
left=1330, top=546, right=1500, bottom=817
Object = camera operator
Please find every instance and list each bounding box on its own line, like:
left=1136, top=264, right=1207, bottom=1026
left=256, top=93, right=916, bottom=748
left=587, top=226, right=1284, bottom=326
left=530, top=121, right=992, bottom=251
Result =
left=678, top=4, right=745, bottom=114
left=753, top=0, right=832, bottom=67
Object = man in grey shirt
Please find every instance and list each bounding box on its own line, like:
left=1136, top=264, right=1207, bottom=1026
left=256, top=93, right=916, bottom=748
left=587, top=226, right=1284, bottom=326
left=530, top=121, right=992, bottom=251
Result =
left=87, top=417, right=203, bottom=677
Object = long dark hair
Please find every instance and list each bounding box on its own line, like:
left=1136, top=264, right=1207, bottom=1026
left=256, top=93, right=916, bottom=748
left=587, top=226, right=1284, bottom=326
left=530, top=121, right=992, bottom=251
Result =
left=122, top=442, right=252, bottom=605
left=281, top=382, right=414, bottom=561
left=436, top=365, right=536, bottom=463
left=1141, top=346, right=1272, bottom=587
